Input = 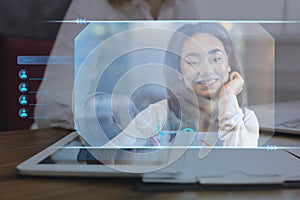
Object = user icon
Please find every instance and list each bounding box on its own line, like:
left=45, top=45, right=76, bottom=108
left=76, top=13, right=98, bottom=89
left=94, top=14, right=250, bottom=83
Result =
left=19, top=108, right=28, bottom=118
left=19, top=95, right=28, bottom=105
left=19, top=69, right=28, bottom=80
left=19, top=82, right=28, bottom=93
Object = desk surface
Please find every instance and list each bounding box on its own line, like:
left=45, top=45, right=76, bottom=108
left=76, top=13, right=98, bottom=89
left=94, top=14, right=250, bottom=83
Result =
left=1, top=129, right=300, bottom=200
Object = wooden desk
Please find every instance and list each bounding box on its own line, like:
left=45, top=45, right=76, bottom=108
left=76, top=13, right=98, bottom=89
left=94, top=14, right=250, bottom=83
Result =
left=1, top=129, right=300, bottom=200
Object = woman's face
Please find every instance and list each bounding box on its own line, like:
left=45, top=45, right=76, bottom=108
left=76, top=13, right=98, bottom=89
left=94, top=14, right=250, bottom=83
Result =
left=180, top=33, right=230, bottom=98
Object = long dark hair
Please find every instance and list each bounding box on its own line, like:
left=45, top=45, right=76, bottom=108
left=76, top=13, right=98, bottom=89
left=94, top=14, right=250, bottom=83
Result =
left=164, top=23, right=247, bottom=120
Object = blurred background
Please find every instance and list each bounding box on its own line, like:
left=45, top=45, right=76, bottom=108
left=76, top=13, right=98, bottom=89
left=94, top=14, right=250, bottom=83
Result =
left=0, top=0, right=71, bottom=130
left=0, top=0, right=300, bottom=131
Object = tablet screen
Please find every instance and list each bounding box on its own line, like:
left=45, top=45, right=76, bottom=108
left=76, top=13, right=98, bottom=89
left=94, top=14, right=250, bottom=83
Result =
left=39, top=135, right=171, bottom=166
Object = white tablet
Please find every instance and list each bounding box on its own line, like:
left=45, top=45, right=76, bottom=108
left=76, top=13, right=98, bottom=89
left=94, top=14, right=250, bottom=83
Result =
left=16, top=132, right=183, bottom=177
left=17, top=131, right=300, bottom=186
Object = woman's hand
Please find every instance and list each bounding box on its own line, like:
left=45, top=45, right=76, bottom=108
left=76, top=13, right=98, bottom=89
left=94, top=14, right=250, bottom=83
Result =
left=219, top=71, right=244, bottom=97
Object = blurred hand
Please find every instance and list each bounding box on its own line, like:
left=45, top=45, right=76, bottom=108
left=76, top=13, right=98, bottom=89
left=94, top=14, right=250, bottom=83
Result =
left=219, top=71, right=244, bottom=98
left=93, top=93, right=140, bottom=140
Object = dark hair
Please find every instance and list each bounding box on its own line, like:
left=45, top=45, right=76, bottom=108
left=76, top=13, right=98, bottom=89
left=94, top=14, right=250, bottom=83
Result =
left=164, top=23, right=247, bottom=119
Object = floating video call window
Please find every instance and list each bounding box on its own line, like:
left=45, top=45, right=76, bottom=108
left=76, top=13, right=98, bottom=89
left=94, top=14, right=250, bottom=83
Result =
left=73, top=21, right=274, bottom=155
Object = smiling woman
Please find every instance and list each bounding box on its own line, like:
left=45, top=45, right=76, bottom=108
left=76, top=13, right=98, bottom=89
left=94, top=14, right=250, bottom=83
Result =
left=106, top=23, right=259, bottom=149
left=164, top=23, right=258, bottom=147
left=180, top=33, right=231, bottom=98
left=165, top=23, right=247, bottom=106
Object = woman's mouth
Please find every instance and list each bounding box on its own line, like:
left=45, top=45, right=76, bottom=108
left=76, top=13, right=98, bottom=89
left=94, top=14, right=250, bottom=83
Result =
left=194, top=78, right=219, bottom=87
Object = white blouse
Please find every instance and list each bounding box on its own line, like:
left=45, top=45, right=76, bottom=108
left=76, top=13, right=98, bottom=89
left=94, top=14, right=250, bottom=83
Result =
left=107, top=91, right=259, bottom=148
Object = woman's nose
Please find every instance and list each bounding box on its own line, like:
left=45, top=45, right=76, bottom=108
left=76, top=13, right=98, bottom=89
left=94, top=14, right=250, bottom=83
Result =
left=195, top=60, right=215, bottom=75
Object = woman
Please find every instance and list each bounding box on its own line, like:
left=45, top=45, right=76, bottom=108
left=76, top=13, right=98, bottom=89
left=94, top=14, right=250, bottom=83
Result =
left=107, top=23, right=259, bottom=148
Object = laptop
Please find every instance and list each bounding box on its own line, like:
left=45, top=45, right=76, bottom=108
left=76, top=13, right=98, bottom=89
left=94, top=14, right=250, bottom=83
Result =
left=250, top=100, right=300, bottom=135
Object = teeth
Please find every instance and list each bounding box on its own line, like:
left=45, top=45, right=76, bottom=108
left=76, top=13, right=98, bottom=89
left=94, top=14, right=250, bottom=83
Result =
left=206, top=79, right=216, bottom=84
left=197, top=79, right=217, bottom=84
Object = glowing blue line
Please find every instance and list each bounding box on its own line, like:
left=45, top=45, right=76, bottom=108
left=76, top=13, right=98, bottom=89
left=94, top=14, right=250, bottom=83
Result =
left=29, top=78, right=47, bottom=81
left=29, top=91, right=48, bottom=94
left=49, top=146, right=300, bottom=149
left=29, top=116, right=48, bottom=119
left=47, top=20, right=300, bottom=24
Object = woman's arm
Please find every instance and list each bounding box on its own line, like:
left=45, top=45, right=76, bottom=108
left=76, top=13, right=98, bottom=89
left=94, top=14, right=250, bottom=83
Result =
left=217, top=71, right=259, bottom=146
left=217, top=90, right=259, bottom=146
left=103, top=100, right=169, bottom=147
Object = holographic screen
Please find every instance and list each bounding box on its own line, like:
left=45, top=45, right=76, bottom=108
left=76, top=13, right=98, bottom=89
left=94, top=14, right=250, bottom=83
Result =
left=73, top=21, right=274, bottom=173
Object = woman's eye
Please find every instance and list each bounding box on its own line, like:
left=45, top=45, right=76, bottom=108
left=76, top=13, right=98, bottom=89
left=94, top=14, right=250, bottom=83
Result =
left=213, top=57, right=221, bottom=62
left=186, top=61, right=200, bottom=66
